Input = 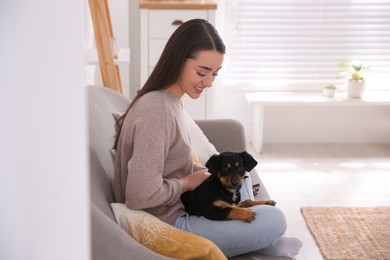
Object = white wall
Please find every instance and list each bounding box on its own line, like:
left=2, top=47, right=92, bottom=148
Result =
left=0, top=1, right=90, bottom=260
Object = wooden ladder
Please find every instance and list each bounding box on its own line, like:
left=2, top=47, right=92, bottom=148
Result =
left=88, top=0, right=123, bottom=93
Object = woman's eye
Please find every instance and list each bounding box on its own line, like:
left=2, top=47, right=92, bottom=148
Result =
left=197, top=72, right=206, bottom=77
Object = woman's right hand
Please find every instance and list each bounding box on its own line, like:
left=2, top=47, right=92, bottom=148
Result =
left=178, top=169, right=211, bottom=193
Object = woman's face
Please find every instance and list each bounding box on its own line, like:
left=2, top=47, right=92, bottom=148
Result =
left=168, top=50, right=224, bottom=99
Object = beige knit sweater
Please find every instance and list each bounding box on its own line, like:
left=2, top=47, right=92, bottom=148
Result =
left=112, top=89, right=194, bottom=224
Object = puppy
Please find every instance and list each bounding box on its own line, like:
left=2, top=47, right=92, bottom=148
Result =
left=181, top=151, right=276, bottom=222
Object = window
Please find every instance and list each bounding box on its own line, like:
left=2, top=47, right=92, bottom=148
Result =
left=222, top=0, right=390, bottom=91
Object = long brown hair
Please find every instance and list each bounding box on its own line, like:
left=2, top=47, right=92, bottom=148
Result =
left=113, top=19, right=225, bottom=149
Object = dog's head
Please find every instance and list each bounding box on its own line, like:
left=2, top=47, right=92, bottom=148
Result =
left=205, top=151, right=258, bottom=192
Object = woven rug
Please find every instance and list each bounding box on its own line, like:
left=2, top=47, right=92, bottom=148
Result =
left=301, top=206, right=390, bottom=260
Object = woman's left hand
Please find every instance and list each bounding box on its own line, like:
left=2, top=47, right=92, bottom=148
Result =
left=178, top=169, right=211, bottom=193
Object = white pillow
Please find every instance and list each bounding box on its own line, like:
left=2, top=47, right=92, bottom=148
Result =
left=112, top=111, right=123, bottom=121
left=182, top=110, right=218, bottom=165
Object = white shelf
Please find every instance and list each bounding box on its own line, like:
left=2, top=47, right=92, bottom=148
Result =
left=245, top=91, right=390, bottom=106
left=86, top=48, right=130, bottom=65
left=246, top=91, right=390, bottom=153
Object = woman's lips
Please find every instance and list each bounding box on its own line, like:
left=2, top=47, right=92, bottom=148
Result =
left=194, top=86, right=204, bottom=94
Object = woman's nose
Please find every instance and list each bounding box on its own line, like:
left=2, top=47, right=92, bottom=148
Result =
left=202, top=75, right=214, bottom=88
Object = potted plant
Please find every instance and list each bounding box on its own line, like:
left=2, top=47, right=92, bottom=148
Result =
left=323, top=84, right=337, bottom=98
left=338, top=60, right=371, bottom=99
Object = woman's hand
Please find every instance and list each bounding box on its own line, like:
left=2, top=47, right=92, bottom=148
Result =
left=178, top=169, right=211, bottom=193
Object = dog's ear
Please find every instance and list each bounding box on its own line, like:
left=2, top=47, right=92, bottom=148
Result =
left=205, top=154, right=220, bottom=176
left=240, top=151, right=258, bottom=172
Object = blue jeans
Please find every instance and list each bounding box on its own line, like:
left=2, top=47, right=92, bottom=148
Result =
left=173, top=174, right=287, bottom=258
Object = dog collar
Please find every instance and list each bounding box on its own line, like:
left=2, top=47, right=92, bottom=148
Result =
left=232, top=191, right=240, bottom=205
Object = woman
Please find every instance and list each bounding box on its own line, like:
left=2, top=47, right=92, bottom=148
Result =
left=112, top=19, right=302, bottom=258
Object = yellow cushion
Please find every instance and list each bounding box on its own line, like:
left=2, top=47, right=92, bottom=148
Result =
left=111, top=203, right=226, bottom=260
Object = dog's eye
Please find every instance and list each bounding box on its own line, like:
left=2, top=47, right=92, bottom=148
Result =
left=222, top=166, right=229, bottom=172
left=237, top=166, right=244, bottom=172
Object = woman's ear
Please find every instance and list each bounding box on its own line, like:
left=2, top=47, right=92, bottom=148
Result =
left=205, top=154, right=220, bottom=175
left=240, top=151, right=258, bottom=172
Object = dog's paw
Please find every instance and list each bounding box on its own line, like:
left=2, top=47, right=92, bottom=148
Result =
left=266, top=200, right=277, bottom=206
left=240, top=208, right=256, bottom=223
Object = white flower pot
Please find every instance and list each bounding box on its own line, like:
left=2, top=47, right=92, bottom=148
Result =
left=323, top=88, right=337, bottom=98
left=347, top=79, right=365, bottom=99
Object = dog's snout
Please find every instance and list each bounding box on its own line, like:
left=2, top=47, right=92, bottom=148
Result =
left=230, top=177, right=243, bottom=190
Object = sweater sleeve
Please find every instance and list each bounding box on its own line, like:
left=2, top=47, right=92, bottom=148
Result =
left=123, top=101, right=183, bottom=210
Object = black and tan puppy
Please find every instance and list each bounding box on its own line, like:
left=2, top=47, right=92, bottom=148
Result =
left=181, top=151, right=276, bottom=222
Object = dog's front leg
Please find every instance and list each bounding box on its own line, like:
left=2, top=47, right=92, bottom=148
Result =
left=239, top=199, right=276, bottom=208
left=214, top=200, right=256, bottom=222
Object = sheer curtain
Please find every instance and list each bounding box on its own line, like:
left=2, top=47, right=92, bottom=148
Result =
left=222, top=0, right=390, bottom=91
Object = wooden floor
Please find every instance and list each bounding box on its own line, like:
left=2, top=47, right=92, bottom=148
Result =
left=248, top=143, right=390, bottom=260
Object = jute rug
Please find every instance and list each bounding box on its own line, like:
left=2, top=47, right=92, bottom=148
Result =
left=301, top=206, right=390, bottom=260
